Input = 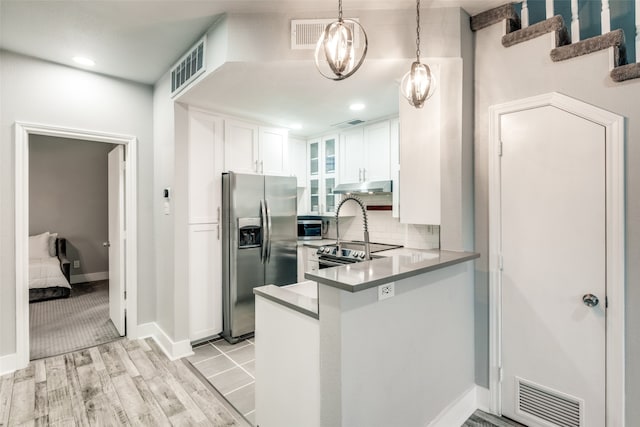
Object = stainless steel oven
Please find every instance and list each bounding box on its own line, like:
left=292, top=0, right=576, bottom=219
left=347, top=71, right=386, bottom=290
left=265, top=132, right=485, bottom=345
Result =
left=297, top=216, right=323, bottom=240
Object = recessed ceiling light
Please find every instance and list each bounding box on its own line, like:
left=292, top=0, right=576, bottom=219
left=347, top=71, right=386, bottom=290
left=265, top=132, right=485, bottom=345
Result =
left=72, top=56, right=95, bottom=67
left=350, top=103, right=365, bottom=111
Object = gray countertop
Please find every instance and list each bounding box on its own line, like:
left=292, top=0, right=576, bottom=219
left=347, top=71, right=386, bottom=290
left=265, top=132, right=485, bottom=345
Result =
left=304, top=249, right=479, bottom=292
left=253, top=281, right=319, bottom=319
left=255, top=247, right=479, bottom=318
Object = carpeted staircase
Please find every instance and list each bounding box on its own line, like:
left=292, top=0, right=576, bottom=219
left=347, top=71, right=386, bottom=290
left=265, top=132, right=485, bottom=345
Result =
left=470, top=3, right=640, bottom=83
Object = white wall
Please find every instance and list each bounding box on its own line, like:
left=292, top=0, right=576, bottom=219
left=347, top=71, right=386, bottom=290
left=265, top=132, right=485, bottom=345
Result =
left=473, top=24, right=640, bottom=422
left=0, top=50, right=155, bottom=357
left=318, top=262, right=476, bottom=426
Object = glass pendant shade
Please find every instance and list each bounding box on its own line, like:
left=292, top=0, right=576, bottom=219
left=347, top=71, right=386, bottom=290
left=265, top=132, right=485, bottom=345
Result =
left=314, top=19, right=368, bottom=80
left=401, top=61, right=436, bottom=108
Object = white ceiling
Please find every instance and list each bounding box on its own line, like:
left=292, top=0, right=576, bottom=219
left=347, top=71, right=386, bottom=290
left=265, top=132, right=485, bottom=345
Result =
left=0, top=0, right=501, bottom=137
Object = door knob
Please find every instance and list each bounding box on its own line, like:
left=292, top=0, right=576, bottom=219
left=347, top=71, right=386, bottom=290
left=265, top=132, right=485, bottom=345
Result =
left=103, top=242, right=111, bottom=248
left=582, top=293, right=599, bottom=307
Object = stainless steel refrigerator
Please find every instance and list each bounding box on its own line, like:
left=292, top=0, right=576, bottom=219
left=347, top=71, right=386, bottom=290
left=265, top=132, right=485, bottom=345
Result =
left=222, top=172, right=298, bottom=343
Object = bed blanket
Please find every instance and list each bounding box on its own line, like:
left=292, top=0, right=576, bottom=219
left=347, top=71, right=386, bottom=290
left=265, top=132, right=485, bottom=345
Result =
left=29, top=257, right=71, bottom=289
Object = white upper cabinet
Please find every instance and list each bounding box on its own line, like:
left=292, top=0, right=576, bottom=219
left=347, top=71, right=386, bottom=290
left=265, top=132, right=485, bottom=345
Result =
left=338, top=120, right=392, bottom=184
left=224, top=119, right=289, bottom=176
left=224, top=119, right=259, bottom=174
left=363, top=120, right=391, bottom=181
left=259, top=126, right=289, bottom=176
left=399, top=66, right=441, bottom=225
left=308, top=135, right=339, bottom=215
left=188, top=109, right=223, bottom=224
left=339, top=128, right=364, bottom=184
left=289, top=137, right=307, bottom=187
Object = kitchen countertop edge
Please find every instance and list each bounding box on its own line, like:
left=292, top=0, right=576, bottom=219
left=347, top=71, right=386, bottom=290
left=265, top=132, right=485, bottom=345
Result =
left=253, top=285, right=319, bottom=319
left=304, top=250, right=480, bottom=292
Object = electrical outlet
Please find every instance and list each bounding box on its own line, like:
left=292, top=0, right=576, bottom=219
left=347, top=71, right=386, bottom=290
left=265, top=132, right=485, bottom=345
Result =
left=73, top=260, right=80, bottom=269
left=378, top=282, right=395, bottom=301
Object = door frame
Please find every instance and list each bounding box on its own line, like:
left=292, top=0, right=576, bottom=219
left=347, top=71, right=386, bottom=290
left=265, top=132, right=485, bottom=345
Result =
left=487, top=92, right=625, bottom=425
left=14, top=121, right=138, bottom=369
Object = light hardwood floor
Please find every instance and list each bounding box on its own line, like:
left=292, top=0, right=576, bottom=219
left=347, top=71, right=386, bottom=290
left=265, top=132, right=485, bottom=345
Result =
left=0, top=338, right=250, bottom=426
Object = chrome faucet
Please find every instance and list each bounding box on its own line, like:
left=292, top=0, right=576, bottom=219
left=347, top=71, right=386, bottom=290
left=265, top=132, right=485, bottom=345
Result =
left=335, top=195, right=371, bottom=260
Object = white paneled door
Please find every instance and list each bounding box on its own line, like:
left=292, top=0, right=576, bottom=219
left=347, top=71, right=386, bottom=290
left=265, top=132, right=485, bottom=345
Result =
left=500, top=106, right=606, bottom=427
left=108, top=145, right=126, bottom=336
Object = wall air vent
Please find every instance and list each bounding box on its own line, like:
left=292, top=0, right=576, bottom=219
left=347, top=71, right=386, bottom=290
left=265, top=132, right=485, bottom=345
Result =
left=291, top=19, right=361, bottom=50
left=516, top=377, right=583, bottom=427
left=170, top=37, right=206, bottom=97
left=331, top=119, right=365, bottom=129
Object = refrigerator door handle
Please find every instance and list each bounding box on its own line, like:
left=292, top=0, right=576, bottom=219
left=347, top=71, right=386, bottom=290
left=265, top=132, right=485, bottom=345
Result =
left=265, top=199, right=273, bottom=263
left=260, top=199, right=268, bottom=264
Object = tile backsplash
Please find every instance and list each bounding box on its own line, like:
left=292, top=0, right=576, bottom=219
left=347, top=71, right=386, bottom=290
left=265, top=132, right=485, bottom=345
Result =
left=324, top=194, right=440, bottom=249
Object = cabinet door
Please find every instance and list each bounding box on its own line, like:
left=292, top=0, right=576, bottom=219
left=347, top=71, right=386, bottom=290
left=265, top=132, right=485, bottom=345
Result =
left=224, top=119, right=258, bottom=174
left=390, top=118, right=400, bottom=218
left=259, top=126, right=288, bottom=175
left=289, top=137, right=307, bottom=187
left=188, top=110, right=223, bottom=224
left=364, top=121, right=391, bottom=181
left=399, top=70, right=441, bottom=225
left=308, top=140, right=320, bottom=214
left=189, top=223, right=222, bottom=341
left=322, top=136, right=339, bottom=214
left=339, top=128, right=364, bottom=183
left=297, top=245, right=306, bottom=282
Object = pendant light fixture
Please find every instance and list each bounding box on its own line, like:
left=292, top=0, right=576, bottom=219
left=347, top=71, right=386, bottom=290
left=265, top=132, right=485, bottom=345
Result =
left=401, top=0, right=436, bottom=108
left=314, top=0, right=368, bottom=80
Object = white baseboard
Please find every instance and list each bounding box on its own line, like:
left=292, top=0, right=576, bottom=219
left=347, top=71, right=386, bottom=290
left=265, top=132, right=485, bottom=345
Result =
left=427, top=385, right=483, bottom=427
left=137, top=322, right=194, bottom=361
left=0, top=352, right=17, bottom=376
left=71, top=271, right=109, bottom=284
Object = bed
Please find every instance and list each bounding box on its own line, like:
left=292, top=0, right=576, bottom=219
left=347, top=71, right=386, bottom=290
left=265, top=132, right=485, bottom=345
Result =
left=29, top=232, right=72, bottom=303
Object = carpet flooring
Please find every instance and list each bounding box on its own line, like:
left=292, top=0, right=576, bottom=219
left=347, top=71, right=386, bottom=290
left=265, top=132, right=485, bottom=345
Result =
left=29, top=280, right=121, bottom=360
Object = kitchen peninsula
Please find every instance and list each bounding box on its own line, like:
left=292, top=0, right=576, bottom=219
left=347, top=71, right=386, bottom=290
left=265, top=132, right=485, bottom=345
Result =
left=254, top=247, right=479, bottom=427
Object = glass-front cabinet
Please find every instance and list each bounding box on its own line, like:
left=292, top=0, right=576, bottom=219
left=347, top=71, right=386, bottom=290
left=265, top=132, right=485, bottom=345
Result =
left=307, top=135, right=338, bottom=215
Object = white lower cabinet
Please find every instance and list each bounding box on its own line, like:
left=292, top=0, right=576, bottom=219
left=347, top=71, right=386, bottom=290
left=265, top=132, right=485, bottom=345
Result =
left=188, top=223, right=222, bottom=341
left=297, top=245, right=306, bottom=282
left=307, top=247, right=319, bottom=275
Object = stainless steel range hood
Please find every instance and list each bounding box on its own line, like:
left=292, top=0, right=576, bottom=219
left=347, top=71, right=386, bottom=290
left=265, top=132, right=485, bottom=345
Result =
left=333, top=180, right=392, bottom=194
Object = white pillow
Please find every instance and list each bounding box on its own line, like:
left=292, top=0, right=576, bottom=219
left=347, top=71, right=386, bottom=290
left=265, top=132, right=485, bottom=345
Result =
left=29, top=232, right=50, bottom=259
left=48, top=232, right=58, bottom=257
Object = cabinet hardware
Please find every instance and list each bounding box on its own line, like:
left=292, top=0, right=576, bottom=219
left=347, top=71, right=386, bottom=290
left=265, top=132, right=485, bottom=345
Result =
left=255, top=160, right=258, bottom=172
left=260, top=160, right=264, bottom=174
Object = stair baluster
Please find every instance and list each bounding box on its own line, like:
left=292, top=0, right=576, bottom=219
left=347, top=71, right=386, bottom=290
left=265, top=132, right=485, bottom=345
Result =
left=601, top=0, right=611, bottom=34
left=571, top=0, right=580, bottom=42
left=546, top=0, right=554, bottom=19
left=636, top=0, right=640, bottom=62
left=521, top=0, right=529, bottom=28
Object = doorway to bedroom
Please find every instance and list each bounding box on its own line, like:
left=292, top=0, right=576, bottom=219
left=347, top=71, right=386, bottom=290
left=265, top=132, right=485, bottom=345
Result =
left=15, top=122, right=137, bottom=368
left=27, top=135, right=124, bottom=360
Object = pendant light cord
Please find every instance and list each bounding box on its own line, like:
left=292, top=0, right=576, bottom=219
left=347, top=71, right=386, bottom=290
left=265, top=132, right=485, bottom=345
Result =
left=415, top=0, right=421, bottom=62
left=338, top=0, right=343, bottom=21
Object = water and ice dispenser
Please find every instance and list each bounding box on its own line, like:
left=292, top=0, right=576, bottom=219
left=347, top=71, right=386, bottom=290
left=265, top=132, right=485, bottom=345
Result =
left=237, top=218, right=262, bottom=248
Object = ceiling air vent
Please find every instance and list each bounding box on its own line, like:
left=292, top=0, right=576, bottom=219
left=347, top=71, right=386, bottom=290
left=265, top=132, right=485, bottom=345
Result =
left=171, top=37, right=206, bottom=97
left=291, top=19, right=361, bottom=50
left=331, top=119, right=365, bottom=129
left=516, top=377, right=583, bottom=427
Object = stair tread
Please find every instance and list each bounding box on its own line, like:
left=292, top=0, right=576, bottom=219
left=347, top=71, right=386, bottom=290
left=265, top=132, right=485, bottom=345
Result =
left=551, top=29, right=626, bottom=66
left=611, top=62, right=640, bottom=82
left=470, top=3, right=520, bottom=32
left=502, top=15, right=570, bottom=48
